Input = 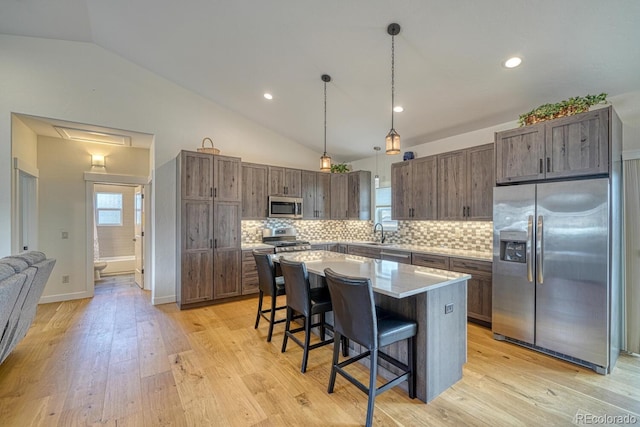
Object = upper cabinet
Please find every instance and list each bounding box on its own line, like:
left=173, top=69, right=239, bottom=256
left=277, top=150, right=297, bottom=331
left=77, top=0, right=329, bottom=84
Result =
left=347, top=171, right=371, bottom=220
left=181, top=151, right=213, bottom=200
left=241, top=162, right=268, bottom=219
left=268, top=166, right=302, bottom=197
left=391, top=156, right=437, bottom=220
left=330, top=173, right=348, bottom=220
left=301, top=170, right=331, bottom=219
left=330, top=171, right=370, bottom=220
left=496, top=107, right=610, bottom=184
left=213, top=155, right=242, bottom=202
left=438, top=144, right=494, bottom=221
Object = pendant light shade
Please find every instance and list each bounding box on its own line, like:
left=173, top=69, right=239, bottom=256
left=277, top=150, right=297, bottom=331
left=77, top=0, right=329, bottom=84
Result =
left=320, top=74, right=332, bottom=172
left=386, top=23, right=401, bottom=155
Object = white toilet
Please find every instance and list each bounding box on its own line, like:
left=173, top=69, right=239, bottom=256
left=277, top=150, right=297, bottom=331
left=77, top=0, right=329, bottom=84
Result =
left=94, top=261, right=108, bottom=280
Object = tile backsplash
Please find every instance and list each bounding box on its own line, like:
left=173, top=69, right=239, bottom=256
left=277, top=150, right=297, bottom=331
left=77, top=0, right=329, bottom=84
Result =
left=242, top=219, right=493, bottom=252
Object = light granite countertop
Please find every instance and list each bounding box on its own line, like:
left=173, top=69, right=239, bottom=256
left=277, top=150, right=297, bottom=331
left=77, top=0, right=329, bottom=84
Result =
left=308, top=240, right=492, bottom=262
left=274, top=250, right=470, bottom=299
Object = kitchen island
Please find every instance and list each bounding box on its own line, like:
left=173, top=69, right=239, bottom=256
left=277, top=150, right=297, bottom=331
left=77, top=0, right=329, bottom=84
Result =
left=274, top=250, right=470, bottom=403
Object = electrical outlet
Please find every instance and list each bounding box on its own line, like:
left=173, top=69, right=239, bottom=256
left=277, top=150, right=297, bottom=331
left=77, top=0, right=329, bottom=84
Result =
left=445, top=303, right=454, bottom=314
left=62, top=275, right=70, bottom=284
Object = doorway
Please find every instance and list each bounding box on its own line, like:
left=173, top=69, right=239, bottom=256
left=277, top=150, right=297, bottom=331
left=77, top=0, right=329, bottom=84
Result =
left=92, top=182, right=146, bottom=289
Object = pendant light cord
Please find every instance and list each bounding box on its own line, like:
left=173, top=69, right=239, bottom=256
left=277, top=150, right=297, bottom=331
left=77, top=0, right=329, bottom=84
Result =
left=324, top=80, right=327, bottom=155
left=391, top=32, right=395, bottom=129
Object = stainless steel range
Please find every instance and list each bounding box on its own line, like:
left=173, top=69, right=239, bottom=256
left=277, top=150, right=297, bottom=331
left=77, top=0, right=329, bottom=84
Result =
left=262, top=227, right=311, bottom=252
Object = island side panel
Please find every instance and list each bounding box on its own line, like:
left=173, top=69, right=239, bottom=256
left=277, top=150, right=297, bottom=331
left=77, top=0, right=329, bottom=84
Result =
left=419, top=279, right=467, bottom=402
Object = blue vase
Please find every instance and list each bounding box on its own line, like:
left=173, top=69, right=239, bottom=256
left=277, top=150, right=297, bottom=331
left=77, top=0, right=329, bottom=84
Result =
left=403, top=151, right=415, bottom=161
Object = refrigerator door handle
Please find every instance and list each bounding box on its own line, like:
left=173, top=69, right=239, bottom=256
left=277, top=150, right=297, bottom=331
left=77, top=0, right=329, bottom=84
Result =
left=527, top=215, right=534, bottom=282
left=536, top=215, right=544, bottom=284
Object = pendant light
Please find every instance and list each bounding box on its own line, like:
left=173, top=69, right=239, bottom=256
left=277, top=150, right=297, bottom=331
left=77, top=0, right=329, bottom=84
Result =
left=385, top=23, right=401, bottom=155
left=320, top=74, right=332, bottom=172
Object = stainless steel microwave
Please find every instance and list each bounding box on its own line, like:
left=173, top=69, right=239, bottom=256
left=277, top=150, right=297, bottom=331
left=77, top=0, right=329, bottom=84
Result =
left=268, top=196, right=303, bottom=218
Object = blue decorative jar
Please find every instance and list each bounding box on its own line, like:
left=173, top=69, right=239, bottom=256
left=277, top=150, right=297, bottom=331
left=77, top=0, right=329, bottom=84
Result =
left=403, top=151, right=415, bottom=161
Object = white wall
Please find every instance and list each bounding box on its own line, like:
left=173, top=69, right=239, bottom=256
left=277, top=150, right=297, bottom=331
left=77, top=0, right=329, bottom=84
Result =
left=36, top=136, right=149, bottom=300
left=352, top=92, right=640, bottom=185
left=1, top=35, right=322, bottom=304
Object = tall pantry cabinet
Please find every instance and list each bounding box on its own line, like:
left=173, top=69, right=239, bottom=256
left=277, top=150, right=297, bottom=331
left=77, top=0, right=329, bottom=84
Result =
left=176, top=151, right=242, bottom=309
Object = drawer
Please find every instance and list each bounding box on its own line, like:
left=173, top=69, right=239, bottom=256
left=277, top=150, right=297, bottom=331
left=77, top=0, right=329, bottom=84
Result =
left=380, top=249, right=412, bottom=264
left=449, top=257, right=492, bottom=276
left=310, top=244, right=327, bottom=250
left=347, top=245, right=381, bottom=259
left=411, top=253, right=450, bottom=270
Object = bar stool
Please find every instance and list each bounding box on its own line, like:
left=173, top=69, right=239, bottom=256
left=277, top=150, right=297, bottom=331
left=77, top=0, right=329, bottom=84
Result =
left=279, top=259, right=334, bottom=373
left=324, top=268, right=417, bottom=427
left=253, top=250, right=287, bottom=342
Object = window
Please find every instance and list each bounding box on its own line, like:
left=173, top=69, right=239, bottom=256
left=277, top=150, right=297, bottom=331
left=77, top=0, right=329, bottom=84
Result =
left=96, top=192, right=123, bottom=226
left=374, top=187, right=398, bottom=231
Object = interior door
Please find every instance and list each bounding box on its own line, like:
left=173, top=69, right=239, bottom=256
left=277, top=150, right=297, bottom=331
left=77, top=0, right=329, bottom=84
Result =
left=134, top=185, right=144, bottom=289
left=18, top=171, right=38, bottom=252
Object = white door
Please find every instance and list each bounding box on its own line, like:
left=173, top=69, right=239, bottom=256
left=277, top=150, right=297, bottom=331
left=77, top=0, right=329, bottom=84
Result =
left=134, top=186, right=144, bottom=288
left=18, top=171, right=38, bottom=252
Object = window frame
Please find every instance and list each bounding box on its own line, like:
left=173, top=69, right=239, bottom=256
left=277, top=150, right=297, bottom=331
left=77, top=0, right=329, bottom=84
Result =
left=95, top=192, right=124, bottom=226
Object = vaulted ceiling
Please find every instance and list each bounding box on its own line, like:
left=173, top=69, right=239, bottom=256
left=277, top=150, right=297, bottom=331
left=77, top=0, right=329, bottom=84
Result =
left=2, top=1, right=639, bottom=161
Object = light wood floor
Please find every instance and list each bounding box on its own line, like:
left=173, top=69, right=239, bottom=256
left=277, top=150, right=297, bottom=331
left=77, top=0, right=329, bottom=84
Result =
left=1, top=274, right=639, bottom=426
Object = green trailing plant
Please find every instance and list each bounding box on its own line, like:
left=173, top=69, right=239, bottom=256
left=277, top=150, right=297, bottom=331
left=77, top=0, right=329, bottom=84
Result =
left=330, top=163, right=350, bottom=173
left=518, top=93, right=608, bottom=127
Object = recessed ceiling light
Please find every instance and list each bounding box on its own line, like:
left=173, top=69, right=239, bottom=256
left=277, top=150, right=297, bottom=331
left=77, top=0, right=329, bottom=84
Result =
left=504, top=57, right=522, bottom=68
left=393, top=106, right=404, bottom=113
left=264, top=93, right=273, bottom=100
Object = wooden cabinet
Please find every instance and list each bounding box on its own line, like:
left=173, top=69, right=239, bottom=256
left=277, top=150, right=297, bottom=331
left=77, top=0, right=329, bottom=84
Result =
left=347, top=245, right=381, bottom=259
left=347, top=171, right=371, bottom=220
left=241, top=163, right=268, bottom=219
left=330, top=173, right=348, bottom=219
left=214, top=155, right=242, bottom=202
left=269, top=166, right=302, bottom=197
left=177, top=151, right=214, bottom=307
left=496, top=107, right=610, bottom=184
left=380, top=249, right=412, bottom=264
left=177, top=150, right=242, bottom=308
left=449, top=257, right=492, bottom=325
left=330, top=171, right=371, bottom=220
left=241, top=248, right=275, bottom=295
left=438, top=144, right=494, bottom=221
left=301, top=170, right=331, bottom=219
left=212, top=201, right=241, bottom=300
left=411, top=253, right=450, bottom=270
left=410, top=251, right=492, bottom=325
left=391, top=156, right=438, bottom=220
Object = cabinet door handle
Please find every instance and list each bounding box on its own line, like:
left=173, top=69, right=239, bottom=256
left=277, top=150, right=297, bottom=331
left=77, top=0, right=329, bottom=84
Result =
left=539, top=158, right=543, bottom=173
left=466, top=206, right=470, bottom=217
left=214, top=188, right=217, bottom=198
left=412, top=208, right=415, bottom=217
left=462, top=206, right=466, bottom=217
left=546, top=157, right=551, bottom=173
left=209, top=239, right=213, bottom=249
left=210, top=187, right=213, bottom=197
left=214, top=239, right=217, bottom=249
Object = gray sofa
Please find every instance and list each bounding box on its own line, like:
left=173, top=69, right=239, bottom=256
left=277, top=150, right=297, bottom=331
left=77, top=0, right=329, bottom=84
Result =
left=0, top=251, right=55, bottom=364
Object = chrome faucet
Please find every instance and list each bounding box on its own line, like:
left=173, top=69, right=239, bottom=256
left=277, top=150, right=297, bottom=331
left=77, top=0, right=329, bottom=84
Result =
left=373, top=223, right=385, bottom=244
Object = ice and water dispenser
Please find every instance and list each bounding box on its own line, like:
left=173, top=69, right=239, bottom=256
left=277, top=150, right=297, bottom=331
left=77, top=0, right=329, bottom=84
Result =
left=499, top=231, right=527, bottom=263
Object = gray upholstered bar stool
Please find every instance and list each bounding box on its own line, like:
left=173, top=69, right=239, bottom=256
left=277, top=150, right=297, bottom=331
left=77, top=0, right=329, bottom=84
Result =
left=279, top=258, right=334, bottom=373
left=324, top=268, right=417, bottom=427
left=253, top=250, right=287, bottom=342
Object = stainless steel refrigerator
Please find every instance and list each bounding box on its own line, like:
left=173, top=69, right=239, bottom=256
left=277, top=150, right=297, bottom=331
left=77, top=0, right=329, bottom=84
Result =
left=492, top=178, right=621, bottom=373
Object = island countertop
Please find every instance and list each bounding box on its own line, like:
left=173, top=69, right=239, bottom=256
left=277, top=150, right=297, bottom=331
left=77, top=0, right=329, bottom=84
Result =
left=274, top=250, right=470, bottom=299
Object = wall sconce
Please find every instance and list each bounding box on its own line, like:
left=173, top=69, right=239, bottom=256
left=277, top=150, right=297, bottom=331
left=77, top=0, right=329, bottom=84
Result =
left=91, top=154, right=105, bottom=168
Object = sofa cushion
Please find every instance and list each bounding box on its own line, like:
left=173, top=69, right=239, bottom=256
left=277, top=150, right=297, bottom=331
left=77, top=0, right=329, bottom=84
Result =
left=0, top=258, right=28, bottom=273
left=10, top=251, right=46, bottom=266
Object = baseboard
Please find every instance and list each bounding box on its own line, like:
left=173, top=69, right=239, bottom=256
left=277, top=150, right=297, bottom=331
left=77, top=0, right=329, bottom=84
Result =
left=153, top=295, right=176, bottom=305
left=39, top=290, right=93, bottom=304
